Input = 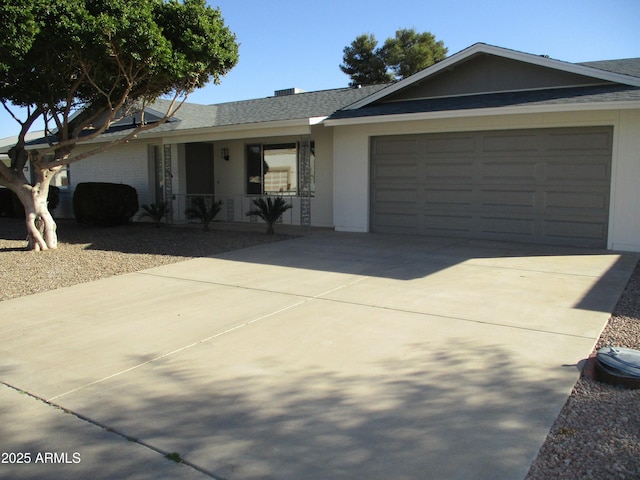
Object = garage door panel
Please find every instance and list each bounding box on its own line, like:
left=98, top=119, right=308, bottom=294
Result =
left=482, top=133, right=539, bottom=152
left=479, top=216, right=535, bottom=237
left=374, top=138, right=422, bottom=155
left=428, top=187, right=539, bottom=211
left=374, top=213, right=418, bottom=230
left=545, top=131, right=612, bottom=152
left=544, top=189, right=609, bottom=212
left=479, top=189, right=537, bottom=209
left=480, top=161, right=538, bottom=181
left=543, top=219, right=608, bottom=244
left=375, top=187, right=418, bottom=203
left=422, top=214, right=474, bottom=235
left=426, top=135, right=476, bottom=154
left=371, top=127, right=612, bottom=248
left=424, top=161, right=474, bottom=181
left=424, top=187, right=473, bottom=207
left=545, top=161, right=609, bottom=182
left=375, top=162, right=419, bottom=180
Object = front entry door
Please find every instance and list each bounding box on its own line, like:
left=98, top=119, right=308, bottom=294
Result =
left=185, top=143, right=215, bottom=195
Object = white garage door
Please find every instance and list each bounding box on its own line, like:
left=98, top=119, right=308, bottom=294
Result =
left=370, top=127, right=612, bottom=247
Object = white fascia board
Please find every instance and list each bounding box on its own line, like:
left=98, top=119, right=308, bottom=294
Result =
left=0, top=130, right=46, bottom=147
left=324, top=100, right=640, bottom=127
left=346, top=43, right=640, bottom=110
left=309, top=116, right=328, bottom=125
left=157, top=118, right=312, bottom=137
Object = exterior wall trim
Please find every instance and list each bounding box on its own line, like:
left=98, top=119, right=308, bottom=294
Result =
left=325, top=101, right=640, bottom=127
left=76, top=119, right=315, bottom=147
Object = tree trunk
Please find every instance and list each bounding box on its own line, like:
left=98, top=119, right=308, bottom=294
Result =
left=25, top=206, right=57, bottom=251
left=11, top=171, right=59, bottom=251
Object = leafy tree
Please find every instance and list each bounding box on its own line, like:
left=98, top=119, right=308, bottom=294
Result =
left=380, top=29, right=448, bottom=79
left=0, top=0, right=239, bottom=250
left=339, top=34, right=392, bottom=87
left=340, top=29, right=447, bottom=85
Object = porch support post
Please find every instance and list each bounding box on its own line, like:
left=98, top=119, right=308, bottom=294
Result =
left=163, top=144, right=173, bottom=223
left=299, top=135, right=311, bottom=228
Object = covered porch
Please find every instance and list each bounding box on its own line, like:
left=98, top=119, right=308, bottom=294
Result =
left=152, top=126, right=331, bottom=229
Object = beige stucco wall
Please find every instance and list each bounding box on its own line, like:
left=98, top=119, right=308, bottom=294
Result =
left=331, top=108, right=640, bottom=252
left=332, top=126, right=370, bottom=233
left=610, top=109, right=640, bottom=252
left=202, top=126, right=333, bottom=227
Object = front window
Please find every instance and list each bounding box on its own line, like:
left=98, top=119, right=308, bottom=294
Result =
left=246, top=142, right=315, bottom=196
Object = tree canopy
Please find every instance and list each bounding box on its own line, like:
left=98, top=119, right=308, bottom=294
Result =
left=0, top=0, right=238, bottom=157
left=339, top=34, right=392, bottom=87
left=0, top=0, right=239, bottom=250
left=340, top=28, right=447, bottom=86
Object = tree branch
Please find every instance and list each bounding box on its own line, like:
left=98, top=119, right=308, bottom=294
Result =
left=0, top=108, right=42, bottom=188
left=1, top=101, right=25, bottom=126
left=47, top=91, right=188, bottom=169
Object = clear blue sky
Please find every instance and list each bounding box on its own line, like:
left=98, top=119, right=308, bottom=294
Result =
left=1, top=0, right=639, bottom=140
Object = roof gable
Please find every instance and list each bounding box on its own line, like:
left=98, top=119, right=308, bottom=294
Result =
left=347, top=43, right=640, bottom=110
left=382, top=53, right=612, bottom=103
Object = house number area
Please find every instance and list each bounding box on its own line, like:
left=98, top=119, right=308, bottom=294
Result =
left=1, top=452, right=81, bottom=464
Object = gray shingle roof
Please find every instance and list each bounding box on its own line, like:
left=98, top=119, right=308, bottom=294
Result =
left=579, top=58, right=640, bottom=78
left=10, top=84, right=388, bottom=147
left=8, top=52, right=640, bottom=147
left=328, top=84, right=640, bottom=121
left=139, top=84, right=388, bottom=134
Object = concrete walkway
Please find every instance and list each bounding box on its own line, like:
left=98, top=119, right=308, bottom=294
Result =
left=1, top=232, right=637, bottom=480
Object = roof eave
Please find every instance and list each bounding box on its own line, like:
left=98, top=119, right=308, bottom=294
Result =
left=325, top=100, right=640, bottom=127
left=74, top=117, right=318, bottom=145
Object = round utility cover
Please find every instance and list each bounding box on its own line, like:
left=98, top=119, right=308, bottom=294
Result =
left=596, top=346, right=640, bottom=378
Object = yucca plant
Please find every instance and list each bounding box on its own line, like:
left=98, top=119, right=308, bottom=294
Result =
left=246, top=196, right=292, bottom=234
left=185, top=196, right=222, bottom=231
left=137, top=201, right=170, bottom=228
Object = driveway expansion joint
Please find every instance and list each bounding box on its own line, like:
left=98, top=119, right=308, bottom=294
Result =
left=1, top=381, right=224, bottom=480
left=135, top=269, right=599, bottom=340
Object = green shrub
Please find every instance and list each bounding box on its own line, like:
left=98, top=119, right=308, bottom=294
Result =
left=73, top=182, right=139, bottom=226
left=137, top=201, right=170, bottom=227
left=0, top=188, right=13, bottom=217
left=185, top=196, right=222, bottom=231
left=48, top=185, right=60, bottom=212
left=246, top=196, right=292, bottom=234
left=0, top=186, right=60, bottom=218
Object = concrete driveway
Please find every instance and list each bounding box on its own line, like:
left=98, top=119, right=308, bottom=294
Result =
left=1, top=232, right=637, bottom=480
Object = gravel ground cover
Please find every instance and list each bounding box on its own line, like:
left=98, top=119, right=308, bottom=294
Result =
left=1, top=217, right=639, bottom=478
left=0, top=218, right=294, bottom=301
left=525, top=259, right=640, bottom=480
